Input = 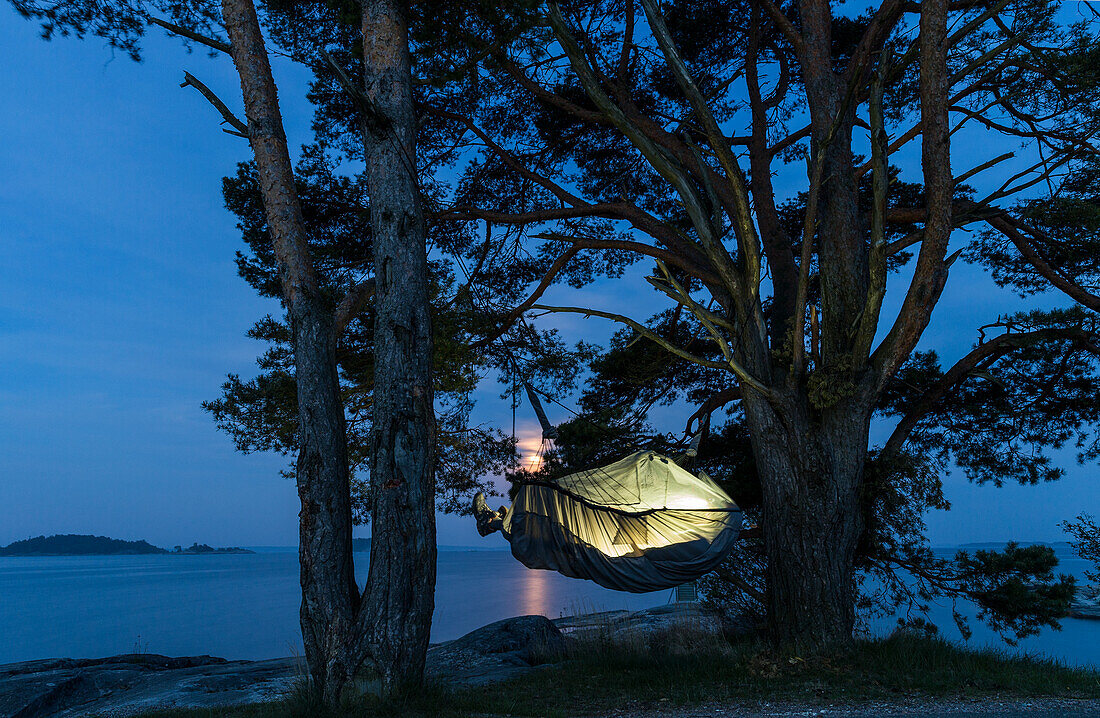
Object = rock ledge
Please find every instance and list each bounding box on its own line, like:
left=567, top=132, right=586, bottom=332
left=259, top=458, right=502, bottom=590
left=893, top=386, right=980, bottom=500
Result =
left=0, top=606, right=720, bottom=717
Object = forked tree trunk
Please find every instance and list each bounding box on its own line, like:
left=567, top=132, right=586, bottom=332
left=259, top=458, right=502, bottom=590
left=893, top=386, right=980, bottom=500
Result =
left=223, top=0, right=436, bottom=704
left=358, top=0, right=437, bottom=693
left=743, top=392, right=872, bottom=648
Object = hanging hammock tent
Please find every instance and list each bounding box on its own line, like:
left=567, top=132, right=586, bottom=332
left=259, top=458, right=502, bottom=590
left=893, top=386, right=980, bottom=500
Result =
left=482, top=450, right=744, bottom=593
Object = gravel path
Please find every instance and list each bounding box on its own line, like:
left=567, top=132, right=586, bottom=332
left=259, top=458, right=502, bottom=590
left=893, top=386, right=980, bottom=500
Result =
left=592, top=697, right=1100, bottom=717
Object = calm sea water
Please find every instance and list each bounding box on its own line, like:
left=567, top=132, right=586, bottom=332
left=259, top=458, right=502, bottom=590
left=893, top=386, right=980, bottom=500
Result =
left=0, top=548, right=662, bottom=664
left=0, top=547, right=1097, bottom=667
left=862, top=548, right=1100, bottom=668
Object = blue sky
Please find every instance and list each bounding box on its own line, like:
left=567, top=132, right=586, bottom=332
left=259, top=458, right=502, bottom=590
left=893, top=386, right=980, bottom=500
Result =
left=0, top=8, right=1095, bottom=550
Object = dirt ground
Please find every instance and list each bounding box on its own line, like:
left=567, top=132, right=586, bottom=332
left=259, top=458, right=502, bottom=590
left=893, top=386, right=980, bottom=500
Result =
left=593, top=696, right=1100, bottom=718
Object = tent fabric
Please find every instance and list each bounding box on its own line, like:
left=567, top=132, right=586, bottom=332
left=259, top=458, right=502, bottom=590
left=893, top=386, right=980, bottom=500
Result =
left=500, top=451, right=743, bottom=592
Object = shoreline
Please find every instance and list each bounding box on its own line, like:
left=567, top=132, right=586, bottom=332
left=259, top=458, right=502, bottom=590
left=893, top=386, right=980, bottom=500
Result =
left=3, top=606, right=1100, bottom=717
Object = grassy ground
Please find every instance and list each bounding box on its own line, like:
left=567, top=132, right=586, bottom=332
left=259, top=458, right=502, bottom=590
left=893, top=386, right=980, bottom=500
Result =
left=127, top=632, right=1100, bottom=718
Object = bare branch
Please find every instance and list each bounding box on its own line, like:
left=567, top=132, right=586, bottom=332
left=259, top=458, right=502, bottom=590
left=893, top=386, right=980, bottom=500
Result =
left=471, top=247, right=580, bottom=350
left=650, top=262, right=739, bottom=368
left=534, top=232, right=720, bottom=285
left=770, top=124, right=810, bottom=157
left=531, top=303, right=729, bottom=370
left=531, top=304, right=773, bottom=397
left=987, top=216, right=1100, bottom=313
left=647, top=271, right=734, bottom=330
left=685, top=387, right=741, bottom=435
left=179, top=71, right=248, bottom=137
left=953, top=151, right=1014, bottom=187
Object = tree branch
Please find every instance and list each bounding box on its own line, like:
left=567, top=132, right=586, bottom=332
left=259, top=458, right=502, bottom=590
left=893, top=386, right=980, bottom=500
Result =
left=639, top=0, right=761, bottom=292
left=846, top=0, right=905, bottom=84
left=179, top=72, right=248, bottom=137
left=334, top=279, right=377, bottom=334
left=855, top=51, right=891, bottom=361
left=872, top=0, right=953, bottom=389
left=987, top=215, right=1100, bottom=314
left=759, top=0, right=805, bottom=59
left=471, top=247, right=580, bottom=350
left=545, top=3, right=744, bottom=300
left=746, top=6, right=797, bottom=346
left=531, top=304, right=773, bottom=397
left=883, top=326, right=1100, bottom=454
left=150, top=17, right=231, bottom=55
left=685, top=387, right=741, bottom=435
left=534, top=232, right=720, bottom=285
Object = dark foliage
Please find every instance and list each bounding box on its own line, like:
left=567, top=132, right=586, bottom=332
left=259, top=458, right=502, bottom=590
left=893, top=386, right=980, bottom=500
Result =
left=1062, top=513, right=1100, bottom=600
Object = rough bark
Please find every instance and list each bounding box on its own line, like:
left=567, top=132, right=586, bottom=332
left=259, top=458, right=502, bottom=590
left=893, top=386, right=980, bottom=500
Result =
left=743, top=390, right=872, bottom=649
left=356, top=0, right=437, bottom=694
left=797, top=0, right=866, bottom=363
left=872, top=0, right=953, bottom=384
left=222, top=0, right=435, bottom=704
left=221, top=0, right=359, bottom=703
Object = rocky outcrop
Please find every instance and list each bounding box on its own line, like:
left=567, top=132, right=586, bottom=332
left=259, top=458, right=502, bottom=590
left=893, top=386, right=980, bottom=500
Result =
left=0, top=654, right=297, bottom=717
left=0, top=615, right=567, bottom=716
left=554, top=602, right=745, bottom=645
left=0, top=606, right=723, bottom=716
left=1069, top=594, right=1100, bottom=620
left=427, top=614, right=566, bottom=686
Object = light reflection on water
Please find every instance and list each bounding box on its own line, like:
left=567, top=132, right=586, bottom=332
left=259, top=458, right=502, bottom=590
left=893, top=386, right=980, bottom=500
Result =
left=519, top=560, right=549, bottom=616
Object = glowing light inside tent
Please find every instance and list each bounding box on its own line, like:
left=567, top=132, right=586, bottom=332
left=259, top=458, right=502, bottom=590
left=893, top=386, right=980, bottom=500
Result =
left=665, top=493, right=706, bottom=510
left=493, top=451, right=744, bottom=592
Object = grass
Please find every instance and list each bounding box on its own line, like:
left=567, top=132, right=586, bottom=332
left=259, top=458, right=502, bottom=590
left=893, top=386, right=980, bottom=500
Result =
left=124, top=628, right=1100, bottom=718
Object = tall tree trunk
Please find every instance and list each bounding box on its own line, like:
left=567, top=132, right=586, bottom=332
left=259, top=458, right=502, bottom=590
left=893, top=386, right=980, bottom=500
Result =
left=221, top=0, right=360, bottom=702
left=743, top=392, right=872, bottom=648
left=223, top=0, right=436, bottom=704
left=294, top=303, right=359, bottom=705
left=358, top=0, right=437, bottom=693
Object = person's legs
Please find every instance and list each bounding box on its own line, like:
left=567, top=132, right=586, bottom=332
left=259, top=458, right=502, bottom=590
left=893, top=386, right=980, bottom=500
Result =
left=472, top=492, right=507, bottom=537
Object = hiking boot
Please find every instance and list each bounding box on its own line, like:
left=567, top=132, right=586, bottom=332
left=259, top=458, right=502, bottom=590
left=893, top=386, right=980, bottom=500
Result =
left=473, top=492, right=504, bottom=537
left=472, top=492, right=492, bottom=519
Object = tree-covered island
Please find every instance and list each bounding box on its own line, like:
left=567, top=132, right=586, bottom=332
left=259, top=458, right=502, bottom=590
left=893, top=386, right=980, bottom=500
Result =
left=0, top=535, right=255, bottom=556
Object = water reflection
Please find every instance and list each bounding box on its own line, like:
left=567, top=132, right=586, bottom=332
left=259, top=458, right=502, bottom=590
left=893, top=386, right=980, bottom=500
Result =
left=518, top=564, right=549, bottom=616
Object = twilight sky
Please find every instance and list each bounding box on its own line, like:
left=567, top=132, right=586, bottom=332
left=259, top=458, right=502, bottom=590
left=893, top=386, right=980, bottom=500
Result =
left=0, top=9, right=1095, bottom=550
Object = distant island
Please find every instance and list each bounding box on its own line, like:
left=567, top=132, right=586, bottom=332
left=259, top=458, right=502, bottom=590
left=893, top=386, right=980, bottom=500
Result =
left=0, top=534, right=255, bottom=556
left=169, top=543, right=255, bottom=555
left=352, top=537, right=371, bottom=553
left=958, top=541, right=1074, bottom=551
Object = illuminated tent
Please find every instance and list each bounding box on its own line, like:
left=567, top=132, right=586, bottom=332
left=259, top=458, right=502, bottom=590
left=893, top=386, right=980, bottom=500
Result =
left=493, top=451, right=743, bottom=592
